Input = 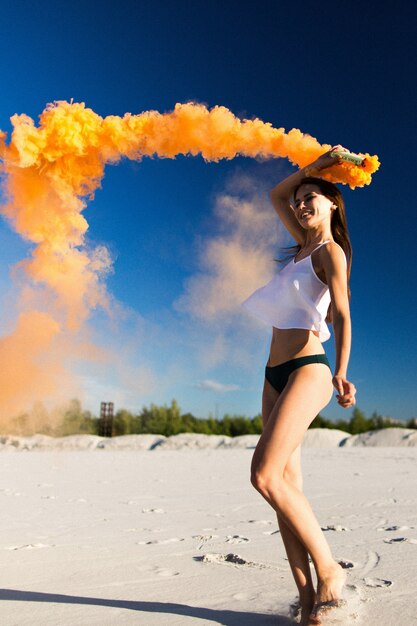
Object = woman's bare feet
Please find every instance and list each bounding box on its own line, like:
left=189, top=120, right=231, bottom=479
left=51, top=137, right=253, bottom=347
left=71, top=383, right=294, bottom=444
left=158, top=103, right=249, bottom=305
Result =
left=297, top=593, right=316, bottom=625
left=299, top=605, right=317, bottom=625
left=309, top=561, right=346, bottom=621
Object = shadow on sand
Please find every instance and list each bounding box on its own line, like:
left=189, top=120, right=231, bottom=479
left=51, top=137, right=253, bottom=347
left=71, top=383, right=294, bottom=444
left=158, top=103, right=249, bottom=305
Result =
left=0, top=589, right=294, bottom=625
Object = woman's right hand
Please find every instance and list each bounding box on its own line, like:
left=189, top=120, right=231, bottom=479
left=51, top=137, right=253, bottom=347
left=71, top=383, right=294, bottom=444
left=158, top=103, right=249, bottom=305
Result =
left=312, top=145, right=350, bottom=172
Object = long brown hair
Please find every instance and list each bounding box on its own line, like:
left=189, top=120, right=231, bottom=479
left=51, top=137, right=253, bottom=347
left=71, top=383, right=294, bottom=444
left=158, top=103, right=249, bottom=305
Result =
left=289, top=177, right=352, bottom=321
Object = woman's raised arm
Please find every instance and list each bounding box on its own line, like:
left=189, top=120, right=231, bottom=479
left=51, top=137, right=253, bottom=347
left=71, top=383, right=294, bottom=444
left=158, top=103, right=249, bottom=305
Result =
left=269, top=146, right=346, bottom=244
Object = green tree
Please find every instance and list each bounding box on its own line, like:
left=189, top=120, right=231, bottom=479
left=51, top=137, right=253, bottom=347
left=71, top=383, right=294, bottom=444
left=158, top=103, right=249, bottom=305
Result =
left=112, top=409, right=137, bottom=436
left=229, top=416, right=252, bottom=437
left=206, top=416, right=221, bottom=435
left=309, top=414, right=333, bottom=429
left=334, top=418, right=350, bottom=433
left=405, top=417, right=417, bottom=429
left=60, top=399, right=98, bottom=436
left=250, top=414, right=263, bottom=434
left=137, top=399, right=184, bottom=436
left=349, top=408, right=371, bottom=435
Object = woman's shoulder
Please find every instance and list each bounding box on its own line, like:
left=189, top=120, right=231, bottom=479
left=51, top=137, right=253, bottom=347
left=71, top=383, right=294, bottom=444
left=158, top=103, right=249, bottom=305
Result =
left=323, top=240, right=346, bottom=255
left=320, top=240, right=347, bottom=268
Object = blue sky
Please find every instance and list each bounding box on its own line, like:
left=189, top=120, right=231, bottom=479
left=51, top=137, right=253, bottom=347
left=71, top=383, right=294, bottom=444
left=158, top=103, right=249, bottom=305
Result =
left=0, top=1, right=416, bottom=421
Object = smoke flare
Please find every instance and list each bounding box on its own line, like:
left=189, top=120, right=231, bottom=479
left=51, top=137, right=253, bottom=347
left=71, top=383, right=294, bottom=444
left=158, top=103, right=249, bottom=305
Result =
left=0, top=101, right=380, bottom=420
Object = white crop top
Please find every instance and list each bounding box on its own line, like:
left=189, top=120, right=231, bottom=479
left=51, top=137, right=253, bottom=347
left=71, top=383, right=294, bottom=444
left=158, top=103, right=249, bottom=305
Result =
left=242, top=241, right=346, bottom=342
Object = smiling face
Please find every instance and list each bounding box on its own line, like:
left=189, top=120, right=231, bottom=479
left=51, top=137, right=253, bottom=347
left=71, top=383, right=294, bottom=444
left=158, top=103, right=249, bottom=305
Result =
left=293, top=184, right=336, bottom=229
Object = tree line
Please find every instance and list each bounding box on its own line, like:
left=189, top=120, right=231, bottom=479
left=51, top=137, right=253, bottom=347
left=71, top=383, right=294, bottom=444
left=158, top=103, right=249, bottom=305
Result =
left=5, top=398, right=417, bottom=437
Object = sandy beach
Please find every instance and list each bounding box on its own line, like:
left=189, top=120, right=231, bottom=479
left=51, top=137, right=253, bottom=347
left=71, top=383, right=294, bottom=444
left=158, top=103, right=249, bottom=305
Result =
left=1, top=432, right=417, bottom=625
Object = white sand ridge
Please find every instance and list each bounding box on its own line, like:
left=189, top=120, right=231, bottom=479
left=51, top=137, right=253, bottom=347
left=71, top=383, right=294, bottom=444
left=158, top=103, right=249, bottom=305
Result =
left=2, top=427, right=417, bottom=450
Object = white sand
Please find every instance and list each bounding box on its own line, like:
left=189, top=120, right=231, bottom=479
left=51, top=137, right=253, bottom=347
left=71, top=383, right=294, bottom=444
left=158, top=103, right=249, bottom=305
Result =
left=341, top=427, right=417, bottom=447
left=1, top=432, right=417, bottom=625
left=5, top=427, right=417, bottom=452
left=301, top=428, right=350, bottom=448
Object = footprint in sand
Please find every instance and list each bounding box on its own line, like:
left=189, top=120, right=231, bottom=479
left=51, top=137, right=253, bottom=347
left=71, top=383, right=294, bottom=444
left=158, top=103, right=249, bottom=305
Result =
left=125, top=527, right=164, bottom=533
left=195, top=552, right=274, bottom=569
left=321, top=524, right=350, bottom=532
left=2, top=489, right=23, bottom=497
left=338, top=559, right=355, bottom=569
left=142, top=564, right=179, bottom=577
left=360, top=550, right=380, bottom=576
left=193, top=534, right=219, bottom=549
left=377, top=524, right=414, bottom=532
left=225, top=535, right=250, bottom=544
left=366, top=498, right=397, bottom=507
left=154, top=567, right=180, bottom=577
left=383, top=537, right=417, bottom=544
left=137, top=537, right=184, bottom=545
left=364, top=577, right=393, bottom=588
left=6, top=543, right=52, bottom=550
left=232, top=592, right=260, bottom=601
left=247, top=519, right=273, bottom=526
left=142, top=508, right=165, bottom=514
left=263, top=529, right=280, bottom=535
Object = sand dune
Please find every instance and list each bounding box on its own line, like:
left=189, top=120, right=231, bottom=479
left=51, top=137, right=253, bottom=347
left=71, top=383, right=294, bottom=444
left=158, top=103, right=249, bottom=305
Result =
left=302, top=428, right=350, bottom=448
left=341, top=427, right=417, bottom=447
left=98, top=434, right=167, bottom=450
left=2, top=427, right=417, bottom=451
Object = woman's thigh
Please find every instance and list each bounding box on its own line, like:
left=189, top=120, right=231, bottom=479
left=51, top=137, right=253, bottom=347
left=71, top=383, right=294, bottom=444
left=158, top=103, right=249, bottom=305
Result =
left=253, top=364, right=333, bottom=477
left=262, top=377, right=279, bottom=427
left=262, top=377, right=302, bottom=488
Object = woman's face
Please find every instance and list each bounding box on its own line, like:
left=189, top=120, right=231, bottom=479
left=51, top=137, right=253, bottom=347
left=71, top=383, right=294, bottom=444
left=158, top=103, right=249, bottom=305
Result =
left=293, top=184, right=335, bottom=228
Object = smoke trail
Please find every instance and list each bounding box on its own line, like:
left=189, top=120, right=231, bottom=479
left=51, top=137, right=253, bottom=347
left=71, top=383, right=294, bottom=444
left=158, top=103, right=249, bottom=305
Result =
left=0, top=101, right=380, bottom=421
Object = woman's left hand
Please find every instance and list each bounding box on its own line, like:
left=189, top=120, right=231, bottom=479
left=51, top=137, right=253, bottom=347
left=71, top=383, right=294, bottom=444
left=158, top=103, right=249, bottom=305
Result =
left=312, top=145, right=350, bottom=172
left=332, top=376, right=356, bottom=408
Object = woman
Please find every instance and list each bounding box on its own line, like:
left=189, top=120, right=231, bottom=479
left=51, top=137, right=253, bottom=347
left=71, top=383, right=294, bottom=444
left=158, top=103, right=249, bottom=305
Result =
left=243, top=145, right=356, bottom=625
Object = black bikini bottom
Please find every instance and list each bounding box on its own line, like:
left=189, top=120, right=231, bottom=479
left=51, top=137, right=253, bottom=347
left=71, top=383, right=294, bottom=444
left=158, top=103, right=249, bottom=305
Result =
left=265, top=354, right=331, bottom=394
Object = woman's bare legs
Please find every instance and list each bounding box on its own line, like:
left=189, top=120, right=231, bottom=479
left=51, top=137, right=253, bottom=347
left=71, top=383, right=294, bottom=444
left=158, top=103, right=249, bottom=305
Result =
left=262, top=380, right=316, bottom=621
left=254, top=365, right=346, bottom=621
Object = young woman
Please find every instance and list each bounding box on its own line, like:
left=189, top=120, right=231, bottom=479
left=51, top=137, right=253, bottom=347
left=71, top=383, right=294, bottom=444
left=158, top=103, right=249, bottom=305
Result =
left=243, top=145, right=356, bottom=625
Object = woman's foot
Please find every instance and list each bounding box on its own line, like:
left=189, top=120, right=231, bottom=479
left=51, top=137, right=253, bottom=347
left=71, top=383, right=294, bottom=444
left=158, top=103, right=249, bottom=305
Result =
left=297, top=594, right=316, bottom=625
left=290, top=592, right=316, bottom=625
left=310, top=561, right=346, bottom=621
left=299, top=605, right=316, bottom=625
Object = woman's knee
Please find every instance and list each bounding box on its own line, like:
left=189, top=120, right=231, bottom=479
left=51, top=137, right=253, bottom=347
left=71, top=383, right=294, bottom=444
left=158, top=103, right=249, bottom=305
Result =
left=251, top=467, right=272, bottom=496
left=250, top=464, right=284, bottom=498
left=250, top=461, right=301, bottom=496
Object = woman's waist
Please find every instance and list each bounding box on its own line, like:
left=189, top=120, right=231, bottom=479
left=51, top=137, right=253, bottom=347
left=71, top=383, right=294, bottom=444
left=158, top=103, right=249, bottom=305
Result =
left=268, top=328, right=326, bottom=367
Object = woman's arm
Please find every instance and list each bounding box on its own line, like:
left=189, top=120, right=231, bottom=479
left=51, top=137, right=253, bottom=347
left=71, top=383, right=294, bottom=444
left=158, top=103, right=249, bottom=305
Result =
left=269, top=145, right=346, bottom=244
left=321, top=242, right=356, bottom=408
left=332, top=314, right=351, bottom=380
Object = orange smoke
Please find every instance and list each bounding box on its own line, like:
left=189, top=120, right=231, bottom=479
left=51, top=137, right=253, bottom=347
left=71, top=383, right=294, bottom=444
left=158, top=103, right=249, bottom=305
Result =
left=0, top=100, right=380, bottom=421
